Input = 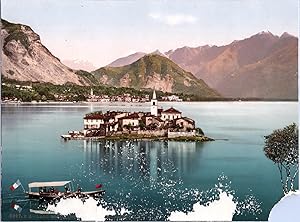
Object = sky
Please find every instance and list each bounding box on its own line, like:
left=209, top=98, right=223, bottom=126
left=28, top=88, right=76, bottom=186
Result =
left=2, top=0, right=299, bottom=67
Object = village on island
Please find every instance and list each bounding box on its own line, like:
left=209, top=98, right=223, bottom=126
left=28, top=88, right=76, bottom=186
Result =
left=62, top=91, right=213, bottom=142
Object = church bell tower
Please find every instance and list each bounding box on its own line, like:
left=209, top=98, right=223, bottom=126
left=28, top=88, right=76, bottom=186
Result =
left=151, top=90, right=158, bottom=116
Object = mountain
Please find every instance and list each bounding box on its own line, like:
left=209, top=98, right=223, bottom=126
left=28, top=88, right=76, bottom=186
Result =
left=107, top=52, right=147, bottom=67
left=1, top=19, right=87, bottom=85
left=108, top=31, right=297, bottom=99
left=93, top=54, right=220, bottom=98
left=107, top=50, right=168, bottom=67
left=212, top=35, right=298, bottom=99
left=1, top=19, right=218, bottom=99
left=2, top=19, right=296, bottom=99
left=62, top=59, right=96, bottom=72
left=167, top=31, right=298, bottom=99
left=166, top=45, right=227, bottom=74
left=149, top=49, right=168, bottom=58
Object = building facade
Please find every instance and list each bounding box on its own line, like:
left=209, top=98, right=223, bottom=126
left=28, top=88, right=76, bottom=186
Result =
left=161, top=107, right=182, bottom=121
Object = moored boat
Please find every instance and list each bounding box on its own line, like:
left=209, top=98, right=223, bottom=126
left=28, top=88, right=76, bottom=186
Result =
left=25, top=181, right=105, bottom=200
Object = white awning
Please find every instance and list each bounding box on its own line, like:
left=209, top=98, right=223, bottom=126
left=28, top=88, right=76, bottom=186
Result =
left=28, top=181, right=71, bottom=188
left=30, top=209, right=56, bottom=215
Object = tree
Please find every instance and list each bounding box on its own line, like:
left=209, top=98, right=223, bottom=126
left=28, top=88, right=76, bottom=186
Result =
left=124, top=123, right=132, bottom=132
left=196, top=127, right=204, bottom=135
left=74, top=94, right=86, bottom=102
left=264, top=123, right=298, bottom=194
left=139, top=120, right=146, bottom=130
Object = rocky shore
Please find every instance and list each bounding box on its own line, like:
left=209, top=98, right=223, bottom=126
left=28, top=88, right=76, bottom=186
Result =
left=62, top=133, right=214, bottom=142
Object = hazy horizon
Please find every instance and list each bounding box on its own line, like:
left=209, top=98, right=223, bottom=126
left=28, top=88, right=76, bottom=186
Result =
left=2, top=0, right=298, bottom=67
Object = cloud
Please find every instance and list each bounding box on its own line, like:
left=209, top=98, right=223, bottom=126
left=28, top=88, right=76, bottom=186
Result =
left=149, top=13, right=197, bottom=26
left=149, top=13, right=161, bottom=20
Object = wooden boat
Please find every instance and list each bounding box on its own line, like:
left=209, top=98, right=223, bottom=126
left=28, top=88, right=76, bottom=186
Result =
left=25, top=181, right=105, bottom=200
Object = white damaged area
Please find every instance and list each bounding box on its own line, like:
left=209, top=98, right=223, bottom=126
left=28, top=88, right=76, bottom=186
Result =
left=268, top=190, right=300, bottom=222
left=168, top=189, right=237, bottom=221
left=46, top=197, right=129, bottom=221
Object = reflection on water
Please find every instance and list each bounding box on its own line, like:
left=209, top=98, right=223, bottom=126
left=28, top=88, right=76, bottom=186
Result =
left=67, top=140, right=261, bottom=221
left=82, top=140, right=199, bottom=182
left=65, top=140, right=208, bottom=220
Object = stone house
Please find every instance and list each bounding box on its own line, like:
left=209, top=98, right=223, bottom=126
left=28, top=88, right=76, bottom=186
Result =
left=174, top=117, right=195, bottom=131
left=118, top=113, right=140, bottom=129
left=161, top=107, right=182, bottom=121
left=83, top=113, right=105, bottom=129
left=142, top=115, right=165, bottom=129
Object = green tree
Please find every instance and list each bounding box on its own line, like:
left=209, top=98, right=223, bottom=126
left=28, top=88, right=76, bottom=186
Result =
left=74, top=94, right=86, bottom=102
left=139, top=120, right=146, bottom=130
left=264, top=123, right=298, bottom=194
left=196, top=127, right=204, bottom=135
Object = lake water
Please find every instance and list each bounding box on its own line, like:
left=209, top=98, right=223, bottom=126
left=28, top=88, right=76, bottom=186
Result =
left=1, top=102, right=298, bottom=221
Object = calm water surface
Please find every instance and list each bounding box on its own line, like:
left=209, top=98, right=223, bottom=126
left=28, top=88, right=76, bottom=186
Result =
left=1, top=102, right=298, bottom=221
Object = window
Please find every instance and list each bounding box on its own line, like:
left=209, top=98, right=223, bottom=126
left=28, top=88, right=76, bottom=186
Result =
left=153, top=101, right=156, bottom=105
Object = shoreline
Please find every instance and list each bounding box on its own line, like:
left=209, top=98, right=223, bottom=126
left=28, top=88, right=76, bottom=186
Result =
left=62, top=134, right=215, bottom=142
left=1, top=100, right=297, bottom=106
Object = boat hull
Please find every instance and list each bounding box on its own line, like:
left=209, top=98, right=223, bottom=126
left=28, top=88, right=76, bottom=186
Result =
left=26, top=190, right=105, bottom=200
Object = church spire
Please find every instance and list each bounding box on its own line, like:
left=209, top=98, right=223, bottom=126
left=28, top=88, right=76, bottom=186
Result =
left=152, top=90, right=156, bottom=100
left=151, top=90, right=158, bottom=116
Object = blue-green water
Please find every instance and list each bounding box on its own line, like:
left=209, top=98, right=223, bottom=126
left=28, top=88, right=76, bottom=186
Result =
left=1, top=102, right=298, bottom=221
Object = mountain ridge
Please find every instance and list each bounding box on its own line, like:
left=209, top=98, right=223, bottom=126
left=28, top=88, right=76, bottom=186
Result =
left=193, top=33, right=298, bottom=99
left=1, top=19, right=88, bottom=85
left=93, top=54, right=220, bottom=98
left=106, top=31, right=297, bottom=99
left=1, top=19, right=220, bottom=99
left=2, top=19, right=297, bottom=100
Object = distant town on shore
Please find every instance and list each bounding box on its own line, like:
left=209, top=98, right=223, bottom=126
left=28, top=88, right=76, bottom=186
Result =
left=1, top=78, right=203, bottom=103
left=2, top=78, right=296, bottom=104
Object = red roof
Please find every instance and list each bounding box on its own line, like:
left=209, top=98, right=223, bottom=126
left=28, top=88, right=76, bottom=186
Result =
left=84, top=111, right=121, bottom=120
left=84, top=114, right=104, bottom=119
left=118, top=113, right=140, bottom=120
left=176, top=117, right=195, bottom=124
left=162, top=107, right=181, bottom=114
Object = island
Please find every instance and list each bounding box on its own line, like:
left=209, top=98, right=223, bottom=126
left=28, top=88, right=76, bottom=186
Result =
left=61, top=91, right=214, bottom=142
